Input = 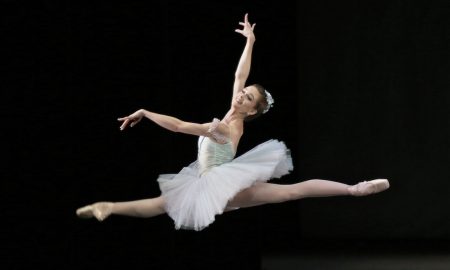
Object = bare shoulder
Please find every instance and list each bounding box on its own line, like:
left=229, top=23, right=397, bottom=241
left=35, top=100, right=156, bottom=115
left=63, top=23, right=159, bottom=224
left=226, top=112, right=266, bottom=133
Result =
left=204, top=119, right=231, bottom=140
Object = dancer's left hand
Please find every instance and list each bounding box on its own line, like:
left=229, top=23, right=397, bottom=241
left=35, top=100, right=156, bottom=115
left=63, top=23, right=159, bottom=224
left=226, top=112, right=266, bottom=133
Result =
left=235, top=13, right=256, bottom=41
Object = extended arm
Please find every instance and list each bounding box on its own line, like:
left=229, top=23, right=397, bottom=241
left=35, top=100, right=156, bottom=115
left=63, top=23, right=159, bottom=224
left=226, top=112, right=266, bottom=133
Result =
left=117, top=109, right=230, bottom=139
left=233, top=13, right=256, bottom=98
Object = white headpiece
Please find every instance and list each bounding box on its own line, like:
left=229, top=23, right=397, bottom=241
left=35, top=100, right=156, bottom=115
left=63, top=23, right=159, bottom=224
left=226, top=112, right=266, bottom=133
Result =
left=263, top=90, right=274, bottom=114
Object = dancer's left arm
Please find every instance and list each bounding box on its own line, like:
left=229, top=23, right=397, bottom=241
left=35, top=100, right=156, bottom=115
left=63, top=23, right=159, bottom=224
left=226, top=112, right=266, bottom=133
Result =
left=233, top=13, right=256, bottom=99
left=118, top=109, right=229, bottom=138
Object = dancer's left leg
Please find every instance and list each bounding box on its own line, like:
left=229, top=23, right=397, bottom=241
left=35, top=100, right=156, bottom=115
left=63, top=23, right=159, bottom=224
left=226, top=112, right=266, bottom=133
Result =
left=76, top=196, right=166, bottom=221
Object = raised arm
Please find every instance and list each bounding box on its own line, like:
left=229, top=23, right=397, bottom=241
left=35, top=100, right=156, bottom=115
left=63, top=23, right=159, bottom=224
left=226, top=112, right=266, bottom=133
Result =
left=117, top=109, right=230, bottom=139
left=233, top=13, right=256, bottom=99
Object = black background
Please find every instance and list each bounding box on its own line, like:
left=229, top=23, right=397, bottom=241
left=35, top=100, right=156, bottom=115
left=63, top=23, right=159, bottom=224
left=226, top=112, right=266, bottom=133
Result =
left=4, top=0, right=450, bottom=269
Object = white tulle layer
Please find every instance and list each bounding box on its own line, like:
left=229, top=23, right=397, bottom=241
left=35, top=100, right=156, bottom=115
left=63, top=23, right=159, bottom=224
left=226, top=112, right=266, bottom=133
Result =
left=157, top=139, right=293, bottom=231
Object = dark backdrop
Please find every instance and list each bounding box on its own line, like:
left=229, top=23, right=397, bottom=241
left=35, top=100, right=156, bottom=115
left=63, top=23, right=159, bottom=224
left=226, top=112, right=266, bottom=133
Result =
left=296, top=0, right=450, bottom=243
left=4, top=0, right=450, bottom=269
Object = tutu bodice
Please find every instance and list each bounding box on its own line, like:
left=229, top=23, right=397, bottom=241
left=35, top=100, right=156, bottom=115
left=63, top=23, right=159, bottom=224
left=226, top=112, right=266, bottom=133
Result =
left=197, top=118, right=235, bottom=174
left=197, top=136, right=235, bottom=175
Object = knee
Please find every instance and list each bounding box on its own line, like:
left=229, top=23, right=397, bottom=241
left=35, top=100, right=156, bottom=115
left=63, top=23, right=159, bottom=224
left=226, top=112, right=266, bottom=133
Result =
left=156, top=197, right=167, bottom=212
left=280, top=183, right=310, bottom=202
left=274, top=189, right=297, bottom=203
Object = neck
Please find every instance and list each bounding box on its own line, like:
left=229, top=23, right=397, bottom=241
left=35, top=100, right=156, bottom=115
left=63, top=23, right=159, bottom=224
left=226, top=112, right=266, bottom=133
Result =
left=223, top=108, right=246, bottom=123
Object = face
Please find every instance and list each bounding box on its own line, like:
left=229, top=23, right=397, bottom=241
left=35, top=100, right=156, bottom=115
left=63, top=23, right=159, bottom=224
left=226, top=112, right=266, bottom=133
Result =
left=233, top=86, right=263, bottom=116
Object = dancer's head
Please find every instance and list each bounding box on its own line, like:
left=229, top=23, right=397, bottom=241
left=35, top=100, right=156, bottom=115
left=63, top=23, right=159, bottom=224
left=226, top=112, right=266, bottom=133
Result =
left=233, top=84, right=274, bottom=122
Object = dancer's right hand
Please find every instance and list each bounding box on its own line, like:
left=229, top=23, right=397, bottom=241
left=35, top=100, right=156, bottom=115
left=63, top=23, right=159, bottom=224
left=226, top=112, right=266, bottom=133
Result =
left=117, top=109, right=144, bottom=130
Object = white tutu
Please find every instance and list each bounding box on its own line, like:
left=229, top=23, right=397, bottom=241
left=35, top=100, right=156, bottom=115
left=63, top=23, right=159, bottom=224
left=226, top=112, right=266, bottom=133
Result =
left=157, top=139, right=293, bottom=231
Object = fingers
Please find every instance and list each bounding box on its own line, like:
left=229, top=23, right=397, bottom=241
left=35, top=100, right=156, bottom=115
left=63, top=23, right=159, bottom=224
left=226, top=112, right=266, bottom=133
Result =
left=239, top=14, right=254, bottom=28
left=119, top=119, right=129, bottom=130
left=118, top=117, right=131, bottom=130
left=130, top=118, right=141, bottom=127
left=235, top=29, right=243, bottom=34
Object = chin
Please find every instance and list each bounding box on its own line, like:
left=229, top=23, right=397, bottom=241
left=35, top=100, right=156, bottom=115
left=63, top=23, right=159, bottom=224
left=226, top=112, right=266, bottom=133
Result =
left=231, top=102, right=240, bottom=109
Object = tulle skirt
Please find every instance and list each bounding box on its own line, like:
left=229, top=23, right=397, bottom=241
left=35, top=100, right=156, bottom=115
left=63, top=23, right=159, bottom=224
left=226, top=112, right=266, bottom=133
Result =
left=157, top=139, right=293, bottom=231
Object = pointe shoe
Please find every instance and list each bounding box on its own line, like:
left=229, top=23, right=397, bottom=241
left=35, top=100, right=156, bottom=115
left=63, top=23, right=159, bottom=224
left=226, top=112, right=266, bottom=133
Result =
left=76, top=202, right=113, bottom=221
left=348, top=179, right=390, bottom=196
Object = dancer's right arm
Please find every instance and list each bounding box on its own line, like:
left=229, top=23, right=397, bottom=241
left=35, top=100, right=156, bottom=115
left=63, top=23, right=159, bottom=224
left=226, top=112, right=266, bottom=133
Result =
left=117, top=109, right=230, bottom=138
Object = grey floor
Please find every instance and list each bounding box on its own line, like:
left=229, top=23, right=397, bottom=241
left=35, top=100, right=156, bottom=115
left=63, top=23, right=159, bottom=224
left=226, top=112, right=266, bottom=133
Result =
left=262, top=252, right=450, bottom=270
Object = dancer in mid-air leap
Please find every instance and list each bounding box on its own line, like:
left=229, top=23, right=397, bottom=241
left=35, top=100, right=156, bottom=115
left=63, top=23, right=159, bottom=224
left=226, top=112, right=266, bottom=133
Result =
left=76, top=13, right=389, bottom=231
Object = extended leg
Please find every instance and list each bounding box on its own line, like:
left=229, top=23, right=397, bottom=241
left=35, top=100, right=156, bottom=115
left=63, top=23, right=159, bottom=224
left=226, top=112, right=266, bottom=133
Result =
left=228, top=179, right=389, bottom=208
left=76, top=196, right=166, bottom=221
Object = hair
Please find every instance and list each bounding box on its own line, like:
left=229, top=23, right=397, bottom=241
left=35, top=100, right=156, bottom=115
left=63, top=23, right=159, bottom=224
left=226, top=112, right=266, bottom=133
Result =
left=244, top=83, right=269, bottom=122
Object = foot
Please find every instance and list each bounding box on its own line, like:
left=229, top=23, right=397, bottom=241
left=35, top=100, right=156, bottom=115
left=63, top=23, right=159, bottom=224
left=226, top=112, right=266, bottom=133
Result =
left=348, top=179, right=390, bottom=196
left=76, top=202, right=113, bottom=221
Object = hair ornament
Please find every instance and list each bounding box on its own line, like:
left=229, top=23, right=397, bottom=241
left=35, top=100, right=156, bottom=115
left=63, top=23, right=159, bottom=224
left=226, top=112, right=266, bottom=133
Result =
left=263, top=90, right=274, bottom=114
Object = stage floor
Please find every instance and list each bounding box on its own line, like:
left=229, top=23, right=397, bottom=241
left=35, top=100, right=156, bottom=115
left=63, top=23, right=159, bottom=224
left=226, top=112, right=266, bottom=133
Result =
left=262, top=251, right=450, bottom=270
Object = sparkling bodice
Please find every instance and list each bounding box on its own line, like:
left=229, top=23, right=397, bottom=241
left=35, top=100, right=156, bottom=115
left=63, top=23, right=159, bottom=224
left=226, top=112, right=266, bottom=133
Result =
left=197, top=137, right=235, bottom=175
left=196, top=118, right=235, bottom=175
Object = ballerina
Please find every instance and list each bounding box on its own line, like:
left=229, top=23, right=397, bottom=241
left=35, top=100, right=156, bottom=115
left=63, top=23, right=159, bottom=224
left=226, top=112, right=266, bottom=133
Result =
left=76, top=13, right=389, bottom=231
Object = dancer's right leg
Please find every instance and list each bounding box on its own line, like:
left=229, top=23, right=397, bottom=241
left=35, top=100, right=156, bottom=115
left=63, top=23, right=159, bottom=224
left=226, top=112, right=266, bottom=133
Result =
left=76, top=196, right=166, bottom=221
left=228, top=179, right=389, bottom=209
